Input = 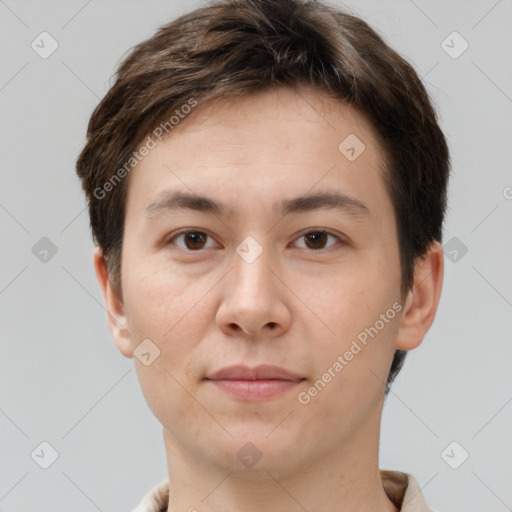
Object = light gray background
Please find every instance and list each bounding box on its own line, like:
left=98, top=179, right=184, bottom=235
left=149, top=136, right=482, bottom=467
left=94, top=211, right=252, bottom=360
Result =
left=1, top=0, right=511, bottom=511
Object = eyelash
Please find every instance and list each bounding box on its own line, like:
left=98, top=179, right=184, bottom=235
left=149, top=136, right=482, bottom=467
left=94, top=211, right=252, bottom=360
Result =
left=165, top=229, right=345, bottom=252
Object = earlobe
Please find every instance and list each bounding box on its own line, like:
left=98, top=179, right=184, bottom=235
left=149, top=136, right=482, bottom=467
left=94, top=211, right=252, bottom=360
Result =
left=395, top=241, right=444, bottom=351
left=93, top=247, right=133, bottom=359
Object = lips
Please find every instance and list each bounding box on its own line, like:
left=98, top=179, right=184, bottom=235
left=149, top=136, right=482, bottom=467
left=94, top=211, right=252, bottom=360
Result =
left=205, top=365, right=305, bottom=401
left=205, top=364, right=304, bottom=382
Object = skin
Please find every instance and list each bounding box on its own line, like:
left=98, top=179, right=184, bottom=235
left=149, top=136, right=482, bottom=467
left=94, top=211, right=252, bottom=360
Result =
left=94, top=85, right=443, bottom=512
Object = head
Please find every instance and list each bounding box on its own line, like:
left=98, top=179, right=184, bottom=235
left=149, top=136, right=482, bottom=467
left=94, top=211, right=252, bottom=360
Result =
left=76, top=0, right=448, bottom=475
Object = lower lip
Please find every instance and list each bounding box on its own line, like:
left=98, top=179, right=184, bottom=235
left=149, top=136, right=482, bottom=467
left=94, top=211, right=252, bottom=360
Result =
left=206, top=379, right=303, bottom=400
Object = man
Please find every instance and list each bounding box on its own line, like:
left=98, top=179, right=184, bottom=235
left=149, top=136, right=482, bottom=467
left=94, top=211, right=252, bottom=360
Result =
left=76, top=1, right=449, bottom=510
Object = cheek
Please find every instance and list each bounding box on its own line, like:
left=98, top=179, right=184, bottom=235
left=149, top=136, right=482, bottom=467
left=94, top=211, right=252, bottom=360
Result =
left=302, top=260, right=397, bottom=340
left=134, top=357, right=211, bottom=449
left=299, top=294, right=400, bottom=437
left=121, top=256, right=227, bottom=384
left=123, top=265, right=213, bottom=434
left=123, top=259, right=205, bottom=339
left=299, top=260, right=401, bottom=390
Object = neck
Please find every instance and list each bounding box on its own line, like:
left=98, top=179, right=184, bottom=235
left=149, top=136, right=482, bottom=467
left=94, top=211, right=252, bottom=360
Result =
left=162, top=402, right=398, bottom=512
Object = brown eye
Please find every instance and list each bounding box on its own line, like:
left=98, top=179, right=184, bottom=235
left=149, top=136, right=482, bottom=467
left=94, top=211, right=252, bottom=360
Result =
left=183, top=232, right=207, bottom=250
left=295, top=230, right=343, bottom=251
left=304, top=231, right=328, bottom=249
left=168, top=231, right=217, bottom=251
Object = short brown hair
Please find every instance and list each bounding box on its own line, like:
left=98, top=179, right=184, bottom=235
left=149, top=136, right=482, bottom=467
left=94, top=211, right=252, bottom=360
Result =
left=76, top=0, right=450, bottom=394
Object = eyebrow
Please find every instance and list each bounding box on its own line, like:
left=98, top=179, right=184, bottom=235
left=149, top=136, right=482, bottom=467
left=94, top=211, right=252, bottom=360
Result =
left=144, top=190, right=371, bottom=221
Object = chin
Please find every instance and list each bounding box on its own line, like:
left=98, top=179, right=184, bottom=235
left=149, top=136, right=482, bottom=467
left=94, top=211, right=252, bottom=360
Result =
left=202, top=429, right=309, bottom=478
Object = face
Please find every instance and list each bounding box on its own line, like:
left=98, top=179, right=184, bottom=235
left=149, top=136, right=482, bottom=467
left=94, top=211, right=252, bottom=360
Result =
left=106, top=86, right=411, bottom=475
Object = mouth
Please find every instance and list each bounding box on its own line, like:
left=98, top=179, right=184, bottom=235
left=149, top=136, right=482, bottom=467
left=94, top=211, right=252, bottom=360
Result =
left=204, top=364, right=306, bottom=401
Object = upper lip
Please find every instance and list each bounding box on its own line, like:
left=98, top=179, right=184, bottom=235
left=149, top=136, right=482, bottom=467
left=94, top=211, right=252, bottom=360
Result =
left=206, top=365, right=304, bottom=381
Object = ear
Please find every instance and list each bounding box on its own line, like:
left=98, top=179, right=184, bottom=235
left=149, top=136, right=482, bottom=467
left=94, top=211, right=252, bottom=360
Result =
left=395, top=240, right=444, bottom=351
left=93, top=247, right=133, bottom=358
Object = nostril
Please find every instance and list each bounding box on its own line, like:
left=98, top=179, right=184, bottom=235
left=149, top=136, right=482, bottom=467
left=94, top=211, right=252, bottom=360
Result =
left=268, top=322, right=276, bottom=328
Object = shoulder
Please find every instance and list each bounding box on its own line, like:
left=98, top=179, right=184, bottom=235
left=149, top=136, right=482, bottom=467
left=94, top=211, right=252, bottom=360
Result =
left=380, top=470, right=434, bottom=512
left=131, top=480, right=169, bottom=512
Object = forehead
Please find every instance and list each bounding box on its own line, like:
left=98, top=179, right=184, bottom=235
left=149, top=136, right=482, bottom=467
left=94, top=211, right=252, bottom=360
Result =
left=125, top=86, right=391, bottom=226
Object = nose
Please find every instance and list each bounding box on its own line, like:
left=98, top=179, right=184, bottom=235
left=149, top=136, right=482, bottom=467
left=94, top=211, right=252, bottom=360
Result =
left=216, top=245, right=291, bottom=338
